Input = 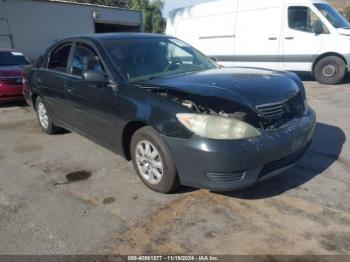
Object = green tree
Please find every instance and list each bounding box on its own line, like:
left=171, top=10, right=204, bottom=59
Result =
left=344, top=6, right=350, bottom=22
left=129, top=0, right=165, bottom=33
left=71, top=0, right=129, bottom=8
left=67, top=0, right=166, bottom=33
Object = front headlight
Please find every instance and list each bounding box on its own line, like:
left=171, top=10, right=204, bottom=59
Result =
left=176, top=113, right=261, bottom=140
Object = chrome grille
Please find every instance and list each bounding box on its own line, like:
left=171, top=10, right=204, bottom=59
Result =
left=255, top=100, right=289, bottom=120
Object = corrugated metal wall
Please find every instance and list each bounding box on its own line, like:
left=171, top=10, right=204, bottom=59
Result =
left=0, top=0, right=143, bottom=59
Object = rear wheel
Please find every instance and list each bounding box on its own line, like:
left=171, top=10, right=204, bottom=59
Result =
left=130, top=126, right=179, bottom=193
left=35, top=97, right=61, bottom=134
left=314, top=56, right=346, bottom=85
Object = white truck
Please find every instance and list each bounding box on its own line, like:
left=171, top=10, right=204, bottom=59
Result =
left=166, top=0, right=350, bottom=85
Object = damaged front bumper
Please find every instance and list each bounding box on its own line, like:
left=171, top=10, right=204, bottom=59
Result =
left=163, top=108, right=316, bottom=191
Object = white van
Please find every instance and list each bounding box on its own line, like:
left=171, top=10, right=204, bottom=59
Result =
left=166, top=0, right=350, bottom=85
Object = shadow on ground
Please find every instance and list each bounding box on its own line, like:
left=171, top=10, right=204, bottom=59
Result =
left=0, top=100, right=28, bottom=108
left=298, top=72, right=350, bottom=85
left=212, top=122, right=346, bottom=199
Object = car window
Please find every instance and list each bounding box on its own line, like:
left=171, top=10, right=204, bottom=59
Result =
left=288, top=6, right=327, bottom=33
left=164, top=40, right=195, bottom=64
left=71, top=42, right=104, bottom=77
left=0, top=51, right=31, bottom=66
left=103, top=38, right=216, bottom=82
left=48, top=43, right=72, bottom=72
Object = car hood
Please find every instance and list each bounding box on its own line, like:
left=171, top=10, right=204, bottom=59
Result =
left=141, top=67, right=300, bottom=108
left=337, top=28, right=350, bottom=36
left=0, top=66, right=23, bottom=78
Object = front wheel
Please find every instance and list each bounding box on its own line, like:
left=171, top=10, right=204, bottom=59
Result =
left=130, top=126, right=179, bottom=193
left=35, top=97, right=61, bottom=134
left=314, top=56, right=347, bottom=85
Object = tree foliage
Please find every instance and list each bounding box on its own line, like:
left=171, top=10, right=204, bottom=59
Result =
left=71, top=0, right=129, bottom=8
left=344, top=6, right=350, bottom=22
left=68, top=0, right=165, bottom=32
left=129, top=0, right=165, bottom=33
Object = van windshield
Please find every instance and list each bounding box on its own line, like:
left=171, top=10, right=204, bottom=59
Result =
left=314, top=3, right=350, bottom=29
left=103, top=37, right=216, bottom=82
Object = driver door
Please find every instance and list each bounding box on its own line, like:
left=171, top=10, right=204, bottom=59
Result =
left=65, top=41, right=117, bottom=148
left=281, top=5, right=326, bottom=72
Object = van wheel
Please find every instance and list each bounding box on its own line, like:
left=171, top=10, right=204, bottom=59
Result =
left=35, top=97, right=61, bottom=134
left=130, top=126, right=179, bottom=193
left=314, top=56, right=346, bottom=85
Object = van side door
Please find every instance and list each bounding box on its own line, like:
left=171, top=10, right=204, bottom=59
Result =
left=281, top=5, right=327, bottom=72
left=234, top=6, right=283, bottom=70
left=172, top=1, right=238, bottom=67
left=65, top=41, right=118, bottom=149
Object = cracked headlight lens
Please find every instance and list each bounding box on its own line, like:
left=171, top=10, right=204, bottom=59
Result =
left=176, top=113, right=261, bottom=140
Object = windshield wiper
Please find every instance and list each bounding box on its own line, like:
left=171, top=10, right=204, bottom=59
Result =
left=131, top=75, right=161, bottom=83
left=130, top=68, right=206, bottom=83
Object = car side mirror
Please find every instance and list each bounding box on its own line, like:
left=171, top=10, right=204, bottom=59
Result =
left=82, top=70, right=107, bottom=83
left=313, top=21, right=325, bottom=35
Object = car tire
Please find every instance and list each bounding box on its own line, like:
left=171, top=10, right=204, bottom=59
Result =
left=35, top=97, right=61, bottom=135
left=130, top=126, right=179, bottom=193
left=314, top=56, right=346, bottom=85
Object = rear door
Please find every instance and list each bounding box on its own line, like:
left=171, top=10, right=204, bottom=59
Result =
left=281, top=5, right=325, bottom=72
left=36, top=42, right=73, bottom=125
left=65, top=41, right=117, bottom=148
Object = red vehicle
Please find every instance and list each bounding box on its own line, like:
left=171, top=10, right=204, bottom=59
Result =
left=0, top=49, right=31, bottom=102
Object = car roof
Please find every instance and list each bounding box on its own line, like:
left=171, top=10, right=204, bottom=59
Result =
left=62, top=33, right=171, bottom=42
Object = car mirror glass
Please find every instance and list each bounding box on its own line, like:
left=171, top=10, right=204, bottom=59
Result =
left=82, top=70, right=107, bottom=83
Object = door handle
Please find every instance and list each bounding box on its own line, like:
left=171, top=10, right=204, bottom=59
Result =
left=268, top=37, right=277, bottom=40
left=66, top=83, right=74, bottom=93
left=285, top=36, right=294, bottom=40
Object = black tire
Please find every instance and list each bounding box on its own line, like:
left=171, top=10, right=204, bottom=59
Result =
left=130, top=126, right=179, bottom=193
left=314, top=56, right=346, bottom=85
left=35, top=97, right=61, bottom=134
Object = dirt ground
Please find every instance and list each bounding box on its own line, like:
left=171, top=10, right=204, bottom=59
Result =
left=0, top=79, right=349, bottom=255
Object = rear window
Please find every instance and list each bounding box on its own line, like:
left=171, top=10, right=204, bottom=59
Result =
left=0, top=51, right=31, bottom=66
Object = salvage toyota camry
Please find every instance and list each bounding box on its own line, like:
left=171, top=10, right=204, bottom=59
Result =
left=23, top=33, right=316, bottom=193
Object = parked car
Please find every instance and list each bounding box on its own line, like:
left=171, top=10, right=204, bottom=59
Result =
left=23, top=33, right=316, bottom=193
left=0, top=49, right=31, bottom=102
left=166, top=0, right=350, bottom=85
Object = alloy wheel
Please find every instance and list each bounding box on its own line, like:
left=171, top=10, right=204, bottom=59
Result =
left=135, top=140, right=164, bottom=185
left=38, top=102, right=49, bottom=129
left=322, top=64, right=337, bottom=78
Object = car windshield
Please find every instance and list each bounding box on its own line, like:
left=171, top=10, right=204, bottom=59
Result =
left=103, top=37, right=217, bottom=82
left=0, top=51, right=31, bottom=66
left=314, top=3, right=350, bottom=29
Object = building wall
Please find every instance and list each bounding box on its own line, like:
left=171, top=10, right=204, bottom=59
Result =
left=0, top=0, right=142, bottom=60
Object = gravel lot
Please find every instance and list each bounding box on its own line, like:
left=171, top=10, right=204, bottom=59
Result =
left=0, top=79, right=349, bottom=255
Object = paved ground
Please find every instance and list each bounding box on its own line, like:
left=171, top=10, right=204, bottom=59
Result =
left=0, top=79, right=350, bottom=255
